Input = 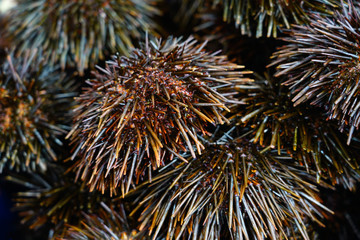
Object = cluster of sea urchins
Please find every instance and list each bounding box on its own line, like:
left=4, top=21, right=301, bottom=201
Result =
left=2, top=0, right=360, bottom=239
left=271, top=1, right=360, bottom=142
left=67, top=36, right=251, bottom=196
left=0, top=51, right=75, bottom=172
left=8, top=0, right=159, bottom=74
left=132, top=133, right=330, bottom=240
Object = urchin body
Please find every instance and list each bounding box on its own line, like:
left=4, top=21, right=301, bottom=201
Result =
left=68, top=36, right=250, bottom=195
left=134, top=137, right=329, bottom=240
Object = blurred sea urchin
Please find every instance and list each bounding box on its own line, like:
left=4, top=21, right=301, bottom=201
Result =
left=7, top=165, right=121, bottom=239
left=62, top=203, right=137, bottom=240
left=0, top=51, right=76, bottom=172
left=8, top=0, right=160, bottom=75
left=176, top=0, right=339, bottom=37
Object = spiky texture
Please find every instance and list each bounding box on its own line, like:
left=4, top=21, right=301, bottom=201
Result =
left=132, top=134, right=330, bottom=240
left=0, top=51, right=75, bottom=172
left=8, top=0, right=159, bottom=75
left=177, top=0, right=339, bottom=38
left=271, top=1, right=360, bottom=141
left=67, top=36, right=251, bottom=196
left=233, top=73, right=360, bottom=190
left=62, top=203, right=138, bottom=240
left=7, top=165, right=119, bottom=239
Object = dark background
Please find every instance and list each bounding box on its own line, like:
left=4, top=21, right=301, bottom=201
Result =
left=1, top=0, right=360, bottom=239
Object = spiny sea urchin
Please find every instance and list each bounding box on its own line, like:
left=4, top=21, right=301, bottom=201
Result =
left=7, top=165, right=120, bottom=239
left=270, top=0, right=360, bottom=142
left=8, top=0, right=159, bottom=75
left=233, top=73, right=360, bottom=190
left=66, top=36, right=251, bottom=196
left=176, top=0, right=339, bottom=38
left=132, top=133, right=331, bottom=240
left=0, top=51, right=75, bottom=172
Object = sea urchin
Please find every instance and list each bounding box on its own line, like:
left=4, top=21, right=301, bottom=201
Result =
left=67, top=36, right=251, bottom=196
left=132, top=134, right=331, bottom=240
